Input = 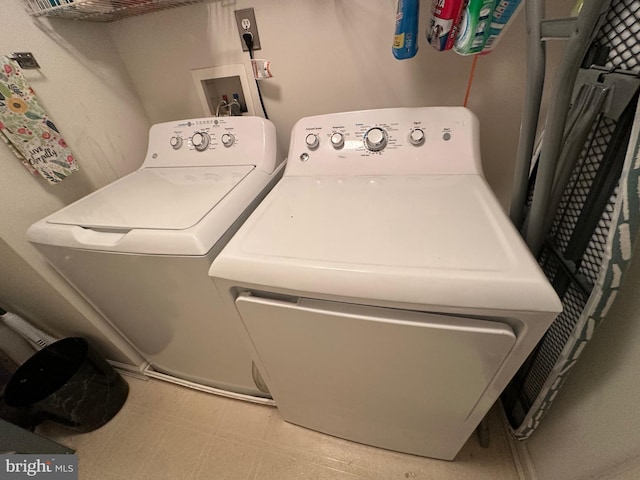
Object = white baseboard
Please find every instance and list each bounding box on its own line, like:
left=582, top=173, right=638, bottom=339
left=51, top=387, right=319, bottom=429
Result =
left=497, top=405, right=538, bottom=480
left=107, top=360, right=149, bottom=380
left=510, top=438, right=538, bottom=480
left=143, top=367, right=276, bottom=406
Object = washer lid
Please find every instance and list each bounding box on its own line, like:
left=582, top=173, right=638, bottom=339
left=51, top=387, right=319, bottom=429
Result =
left=211, top=175, right=562, bottom=313
left=47, top=166, right=254, bottom=230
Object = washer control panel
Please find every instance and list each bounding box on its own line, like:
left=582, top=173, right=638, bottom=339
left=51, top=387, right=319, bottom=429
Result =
left=142, top=116, right=278, bottom=172
left=162, top=118, right=237, bottom=154
left=288, top=107, right=481, bottom=177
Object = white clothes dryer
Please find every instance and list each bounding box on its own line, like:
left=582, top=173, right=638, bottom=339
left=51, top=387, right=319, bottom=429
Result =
left=209, top=107, right=562, bottom=458
left=28, top=116, right=284, bottom=402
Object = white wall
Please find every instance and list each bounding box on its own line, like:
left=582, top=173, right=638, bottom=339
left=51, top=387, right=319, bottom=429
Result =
left=523, top=240, right=640, bottom=480
left=109, top=0, right=571, bottom=208
left=0, top=2, right=150, bottom=364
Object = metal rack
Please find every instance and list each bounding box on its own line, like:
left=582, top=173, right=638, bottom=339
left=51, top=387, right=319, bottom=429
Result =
left=23, top=0, right=206, bottom=22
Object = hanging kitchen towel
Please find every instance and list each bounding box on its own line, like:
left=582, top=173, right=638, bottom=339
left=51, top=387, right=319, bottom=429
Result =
left=0, top=56, right=78, bottom=184
left=0, top=127, right=37, bottom=175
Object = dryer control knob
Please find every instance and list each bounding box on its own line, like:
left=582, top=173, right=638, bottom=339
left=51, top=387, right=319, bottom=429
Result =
left=409, top=128, right=425, bottom=146
left=305, top=133, right=320, bottom=149
left=363, top=127, right=388, bottom=152
left=170, top=136, right=183, bottom=150
left=221, top=133, right=235, bottom=148
left=330, top=132, right=344, bottom=149
left=191, top=132, right=210, bottom=151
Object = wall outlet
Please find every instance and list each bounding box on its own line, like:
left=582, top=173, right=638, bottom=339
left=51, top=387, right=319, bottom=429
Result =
left=235, top=8, right=261, bottom=52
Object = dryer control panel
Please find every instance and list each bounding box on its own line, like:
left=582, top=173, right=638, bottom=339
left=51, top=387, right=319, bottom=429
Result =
left=286, top=107, right=482, bottom=177
left=142, top=116, right=279, bottom=174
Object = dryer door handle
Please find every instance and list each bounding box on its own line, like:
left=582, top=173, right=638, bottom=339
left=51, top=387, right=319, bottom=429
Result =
left=71, top=226, right=128, bottom=247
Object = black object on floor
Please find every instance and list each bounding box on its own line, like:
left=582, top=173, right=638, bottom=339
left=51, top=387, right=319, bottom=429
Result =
left=0, top=348, right=40, bottom=431
left=2, top=337, right=128, bottom=433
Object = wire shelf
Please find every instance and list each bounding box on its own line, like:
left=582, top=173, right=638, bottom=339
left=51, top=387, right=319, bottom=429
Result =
left=23, top=0, right=206, bottom=22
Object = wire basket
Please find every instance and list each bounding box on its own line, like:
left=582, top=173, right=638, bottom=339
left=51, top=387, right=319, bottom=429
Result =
left=23, top=0, right=206, bottom=22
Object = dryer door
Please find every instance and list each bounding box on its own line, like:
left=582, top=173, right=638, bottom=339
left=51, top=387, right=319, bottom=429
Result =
left=235, top=293, right=516, bottom=460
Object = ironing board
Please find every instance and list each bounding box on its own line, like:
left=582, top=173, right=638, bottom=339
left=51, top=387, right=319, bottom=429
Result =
left=502, top=0, right=640, bottom=439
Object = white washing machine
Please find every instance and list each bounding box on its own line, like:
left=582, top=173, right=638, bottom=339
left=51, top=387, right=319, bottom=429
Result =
left=209, top=107, right=562, bottom=459
left=28, top=116, right=284, bottom=402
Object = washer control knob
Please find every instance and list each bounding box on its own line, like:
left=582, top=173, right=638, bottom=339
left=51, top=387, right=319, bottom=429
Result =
left=221, top=133, right=235, bottom=148
left=305, top=133, right=320, bottom=149
left=330, top=132, right=344, bottom=149
left=191, top=132, right=210, bottom=151
left=170, top=136, right=183, bottom=150
left=363, top=127, right=388, bottom=152
left=409, top=128, right=425, bottom=146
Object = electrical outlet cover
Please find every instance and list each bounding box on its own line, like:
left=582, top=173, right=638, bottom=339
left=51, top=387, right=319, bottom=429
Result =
left=235, top=8, right=261, bottom=52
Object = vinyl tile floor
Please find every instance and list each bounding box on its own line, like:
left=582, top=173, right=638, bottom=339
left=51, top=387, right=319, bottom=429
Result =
left=37, top=376, right=520, bottom=480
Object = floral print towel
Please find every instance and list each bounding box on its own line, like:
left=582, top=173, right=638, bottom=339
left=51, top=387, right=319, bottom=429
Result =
left=0, top=56, right=78, bottom=184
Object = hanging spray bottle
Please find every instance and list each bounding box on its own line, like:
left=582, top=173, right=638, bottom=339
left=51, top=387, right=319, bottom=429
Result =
left=393, top=0, right=420, bottom=59
left=454, top=0, right=497, bottom=55
left=426, top=0, right=466, bottom=51
left=481, top=0, right=524, bottom=54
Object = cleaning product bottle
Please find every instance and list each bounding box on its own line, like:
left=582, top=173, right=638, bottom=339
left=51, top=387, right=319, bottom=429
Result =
left=454, top=0, right=497, bottom=55
left=426, top=0, right=466, bottom=51
left=393, top=0, right=420, bottom=59
left=481, top=0, right=524, bottom=54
